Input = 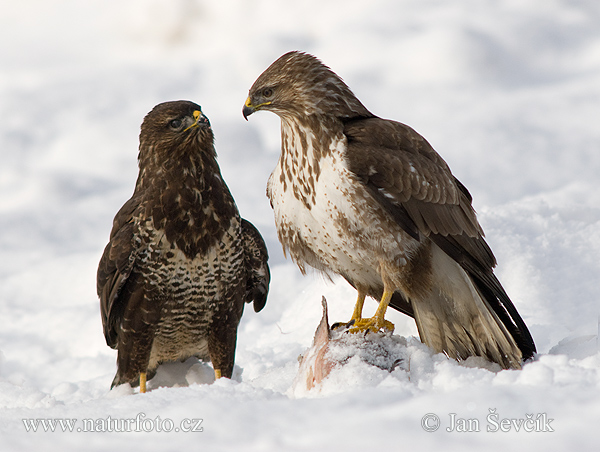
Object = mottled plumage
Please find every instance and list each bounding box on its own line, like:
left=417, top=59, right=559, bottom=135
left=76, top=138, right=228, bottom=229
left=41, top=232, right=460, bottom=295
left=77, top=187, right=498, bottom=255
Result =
left=98, top=101, right=269, bottom=391
left=243, top=51, right=535, bottom=369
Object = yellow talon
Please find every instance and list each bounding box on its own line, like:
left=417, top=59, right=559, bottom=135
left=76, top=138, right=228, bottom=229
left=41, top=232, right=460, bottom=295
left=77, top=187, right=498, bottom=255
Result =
left=348, top=287, right=395, bottom=333
left=349, top=317, right=395, bottom=333
left=214, top=369, right=222, bottom=380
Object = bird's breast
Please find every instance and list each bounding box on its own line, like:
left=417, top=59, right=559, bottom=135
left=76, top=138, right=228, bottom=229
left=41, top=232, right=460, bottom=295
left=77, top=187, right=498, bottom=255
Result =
left=136, top=216, right=245, bottom=310
left=268, top=144, right=414, bottom=286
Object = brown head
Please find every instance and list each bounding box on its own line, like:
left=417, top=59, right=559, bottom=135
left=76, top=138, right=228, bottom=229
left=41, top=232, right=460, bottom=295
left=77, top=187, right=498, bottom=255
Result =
left=243, top=51, right=372, bottom=121
left=139, top=100, right=214, bottom=171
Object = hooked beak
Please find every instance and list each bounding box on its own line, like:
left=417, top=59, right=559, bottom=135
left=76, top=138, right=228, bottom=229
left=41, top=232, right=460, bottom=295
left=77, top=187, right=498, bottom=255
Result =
left=185, top=110, right=210, bottom=131
left=243, top=97, right=256, bottom=121
left=243, top=96, right=273, bottom=120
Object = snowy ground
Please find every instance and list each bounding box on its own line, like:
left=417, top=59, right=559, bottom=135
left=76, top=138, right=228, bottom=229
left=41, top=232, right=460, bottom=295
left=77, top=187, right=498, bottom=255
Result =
left=1, top=0, right=600, bottom=450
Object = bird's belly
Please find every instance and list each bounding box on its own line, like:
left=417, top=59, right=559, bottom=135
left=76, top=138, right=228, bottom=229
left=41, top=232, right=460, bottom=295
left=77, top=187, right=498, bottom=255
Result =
left=140, top=225, right=244, bottom=369
left=269, top=153, right=414, bottom=288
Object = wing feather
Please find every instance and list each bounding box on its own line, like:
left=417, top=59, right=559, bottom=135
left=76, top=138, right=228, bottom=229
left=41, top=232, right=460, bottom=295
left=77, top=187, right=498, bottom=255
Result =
left=241, top=218, right=270, bottom=313
left=345, top=118, right=481, bottom=237
left=344, top=117, right=535, bottom=360
left=97, top=196, right=140, bottom=348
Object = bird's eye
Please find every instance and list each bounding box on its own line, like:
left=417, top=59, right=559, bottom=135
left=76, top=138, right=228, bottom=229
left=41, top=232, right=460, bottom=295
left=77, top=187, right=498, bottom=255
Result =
left=262, top=88, right=273, bottom=98
left=169, top=119, right=183, bottom=129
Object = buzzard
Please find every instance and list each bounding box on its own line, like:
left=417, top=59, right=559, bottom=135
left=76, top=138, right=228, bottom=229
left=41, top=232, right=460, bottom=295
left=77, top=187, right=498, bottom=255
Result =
left=243, top=51, right=535, bottom=369
left=98, top=101, right=270, bottom=392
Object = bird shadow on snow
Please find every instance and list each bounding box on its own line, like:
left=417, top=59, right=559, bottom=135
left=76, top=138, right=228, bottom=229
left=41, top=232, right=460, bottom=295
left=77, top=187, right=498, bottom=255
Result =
left=549, top=335, right=598, bottom=361
left=107, top=359, right=244, bottom=395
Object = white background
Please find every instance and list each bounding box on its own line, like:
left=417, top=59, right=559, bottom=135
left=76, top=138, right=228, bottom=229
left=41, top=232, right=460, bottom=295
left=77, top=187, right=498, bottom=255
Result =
left=1, top=1, right=599, bottom=450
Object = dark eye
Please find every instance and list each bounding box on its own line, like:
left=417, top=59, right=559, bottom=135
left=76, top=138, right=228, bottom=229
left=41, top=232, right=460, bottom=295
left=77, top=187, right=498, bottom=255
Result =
left=169, top=118, right=183, bottom=129
left=262, top=88, right=273, bottom=98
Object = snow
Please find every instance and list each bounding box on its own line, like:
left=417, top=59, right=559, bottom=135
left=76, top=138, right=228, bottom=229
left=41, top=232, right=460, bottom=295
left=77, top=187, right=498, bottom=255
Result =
left=1, top=0, right=599, bottom=450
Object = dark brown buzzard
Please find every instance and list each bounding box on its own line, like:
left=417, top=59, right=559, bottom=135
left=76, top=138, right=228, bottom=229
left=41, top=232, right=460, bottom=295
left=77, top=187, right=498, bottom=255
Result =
left=98, top=101, right=270, bottom=392
left=243, top=51, right=535, bottom=369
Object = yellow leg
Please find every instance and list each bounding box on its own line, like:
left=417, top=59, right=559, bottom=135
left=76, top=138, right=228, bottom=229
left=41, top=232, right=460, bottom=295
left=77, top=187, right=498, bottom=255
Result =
left=374, top=290, right=393, bottom=325
left=139, top=372, right=147, bottom=394
left=350, top=289, right=395, bottom=333
left=214, top=369, right=222, bottom=380
left=350, top=291, right=366, bottom=322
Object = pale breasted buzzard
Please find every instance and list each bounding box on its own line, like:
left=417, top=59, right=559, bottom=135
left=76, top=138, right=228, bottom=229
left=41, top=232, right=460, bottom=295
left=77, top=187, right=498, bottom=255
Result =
left=243, top=52, right=534, bottom=369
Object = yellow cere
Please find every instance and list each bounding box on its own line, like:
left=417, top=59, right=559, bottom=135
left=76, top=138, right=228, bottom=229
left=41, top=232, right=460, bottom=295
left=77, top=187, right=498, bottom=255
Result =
left=246, top=97, right=272, bottom=109
left=184, top=110, right=202, bottom=132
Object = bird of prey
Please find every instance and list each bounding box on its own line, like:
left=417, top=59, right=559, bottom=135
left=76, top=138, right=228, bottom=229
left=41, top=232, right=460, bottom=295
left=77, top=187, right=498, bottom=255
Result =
left=243, top=51, right=535, bottom=369
left=98, top=101, right=270, bottom=392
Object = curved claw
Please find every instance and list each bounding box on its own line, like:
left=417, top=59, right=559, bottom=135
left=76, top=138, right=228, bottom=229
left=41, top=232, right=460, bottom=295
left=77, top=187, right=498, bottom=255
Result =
left=348, top=317, right=395, bottom=334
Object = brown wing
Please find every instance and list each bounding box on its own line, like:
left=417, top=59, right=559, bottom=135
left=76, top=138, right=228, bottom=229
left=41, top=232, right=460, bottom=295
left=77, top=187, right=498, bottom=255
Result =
left=241, top=218, right=270, bottom=313
left=343, top=117, right=536, bottom=360
left=344, top=117, right=483, bottom=235
left=97, top=196, right=140, bottom=348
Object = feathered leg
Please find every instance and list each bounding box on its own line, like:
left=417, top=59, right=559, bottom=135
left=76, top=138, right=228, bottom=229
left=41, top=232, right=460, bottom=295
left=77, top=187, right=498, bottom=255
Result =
left=207, top=291, right=245, bottom=380
left=110, top=285, right=160, bottom=393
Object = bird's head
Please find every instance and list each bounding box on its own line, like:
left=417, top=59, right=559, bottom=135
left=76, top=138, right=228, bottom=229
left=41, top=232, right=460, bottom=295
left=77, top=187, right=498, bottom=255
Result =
left=243, top=51, right=371, bottom=121
left=139, top=100, right=214, bottom=160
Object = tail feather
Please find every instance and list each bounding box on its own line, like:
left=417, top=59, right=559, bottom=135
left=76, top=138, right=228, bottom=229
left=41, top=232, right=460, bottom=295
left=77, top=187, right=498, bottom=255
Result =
left=428, top=232, right=536, bottom=362
left=411, top=245, right=523, bottom=369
